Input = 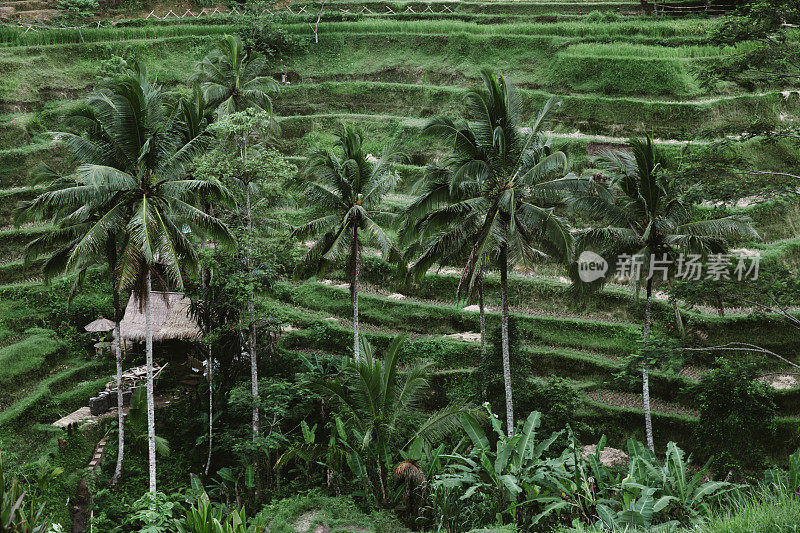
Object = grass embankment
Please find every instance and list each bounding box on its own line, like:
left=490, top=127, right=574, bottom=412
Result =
left=274, top=82, right=796, bottom=138
left=263, top=275, right=800, bottom=457
left=275, top=281, right=641, bottom=353
left=275, top=113, right=800, bottom=190
left=0, top=24, right=238, bottom=47
left=0, top=329, right=65, bottom=390
left=280, top=18, right=718, bottom=39
left=281, top=31, right=713, bottom=97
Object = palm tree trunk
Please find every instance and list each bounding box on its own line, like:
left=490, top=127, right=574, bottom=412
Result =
left=500, top=245, right=514, bottom=437
left=200, top=266, right=214, bottom=477
left=111, top=288, right=125, bottom=486
left=478, top=270, right=488, bottom=400
left=642, top=277, right=655, bottom=452
left=478, top=270, right=486, bottom=357
left=352, top=227, right=360, bottom=361
left=145, top=270, right=157, bottom=494
left=204, top=343, right=213, bottom=476
left=666, top=278, right=685, bottom=337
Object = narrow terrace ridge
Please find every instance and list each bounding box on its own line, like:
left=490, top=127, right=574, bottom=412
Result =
left=299, top=279, right=643, bottom=328
left=586, top=389, right=699, bottom=418
left=279, top=79, right=792, bottom=105
left=352, top=279, right=642, bottom=325
left=278, top=113, right=716, bottom=145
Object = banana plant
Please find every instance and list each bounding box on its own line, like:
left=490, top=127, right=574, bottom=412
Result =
left=276, top=415, right=365, bottom=499
left=128, top=386, right=170, bottom=458
left=175, top=488, right=265, bottom=533
left=1, top=450, right=52, bottom=533
left=562, top=432, right=623, bottom=524
left=204, top=465, right=255, bottom=510
left=595, top=486, right=679, bottom=531
left=765, top=448, right=800, bottom=490
left=435, top=407, right=571, bottom=527
left=625, top=440, right=736, bottom=521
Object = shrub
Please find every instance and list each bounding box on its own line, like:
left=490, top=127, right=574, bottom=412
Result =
left=57, top=0, right=99, bottom=22
left=239, top=16, right=310, bottom=59
left=696, top=360, right=777, bottom=475
left=517, top=377, right=584, bottom=438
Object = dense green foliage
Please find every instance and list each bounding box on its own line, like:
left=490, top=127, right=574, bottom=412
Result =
left=696, top=361, right=778, bottom=474
left=1, top=2, right=799, bottom=531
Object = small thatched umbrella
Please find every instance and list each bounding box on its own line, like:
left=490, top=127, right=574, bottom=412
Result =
left=85, top=316, right=116, bottom=333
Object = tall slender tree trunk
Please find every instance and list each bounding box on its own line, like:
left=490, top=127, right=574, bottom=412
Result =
left=246, top=186, right=259, bottom=442
left=145, top=270, right=157, bottom=494
left=111, top=288, right=125, bottom=486
left=666, top=278, right=685, bottom=338
left=352, top=227, right=360, bottom=361
left=478, top=270, right=486, bottom=357
left=478, top=270, right=487, bottom=400
left=500, top=245, right=514, bottom=437
left=201, top=264, right=214, bottom=477
left=642, top=277, right=655, bottom=452
left=205, top=345, right=214, bottom=476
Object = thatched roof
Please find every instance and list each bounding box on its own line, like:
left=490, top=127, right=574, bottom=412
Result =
left=119, top=292, right=201, bottom=342
left=85, top=316, right=115, bottom=332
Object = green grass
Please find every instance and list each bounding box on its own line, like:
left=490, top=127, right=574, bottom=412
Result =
left=280, top=18, right=718, bottom=39
left=274, top=82, right=796, bottom=138
left=0, top=225, right=51, bottom=261
left=0, top=358, right=109, bottom=427
left=0, top=258, right=46, bottom=285
left=561, top=42, right=738, bottom=59
left=692, top=487, right=800, bottom=533
left=549, top=53, right=703, bottom=96
left=275, top=281, right=641, bottom=354
left=0, top=329, right=64, bottom=388
left=0, top=24, right=238, bottom=47
left=260, top=492, right=406, bottom=532
left=0, top=144, right=66, bottom=188
left=280, top=31, right=719, bottom=97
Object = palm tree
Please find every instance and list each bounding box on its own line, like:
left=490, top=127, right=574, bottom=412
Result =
left=313, top=335, right=479, bottom=508
left=569, top=137, right=759, bottom=451
left=399, top=168, right=491, bottom=361
left=194, top=34, right=278, bottom=117
left=292, top=126, right=403, bottom=360
left=416, top=71, right=576, bottom=436
left=23, top=67, right=233, bottom=493
left=19, top=207, right=129, bottom=485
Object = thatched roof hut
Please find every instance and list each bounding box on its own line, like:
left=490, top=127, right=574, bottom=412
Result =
left=119, top=292, right=201, bottom=342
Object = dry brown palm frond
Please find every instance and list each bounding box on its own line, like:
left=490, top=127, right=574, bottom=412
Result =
left=394, top=460, right=425, bottom=486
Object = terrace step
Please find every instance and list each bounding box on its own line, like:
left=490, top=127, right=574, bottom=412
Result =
left=586, top=389, right=699, bottom=418
left=0, top=0, right=51, bottom=9
left=278, top=112, right=716, bottom=146
left=307, top=279, right=640, bottom=327
left=12, top=8, right=58, bottom=19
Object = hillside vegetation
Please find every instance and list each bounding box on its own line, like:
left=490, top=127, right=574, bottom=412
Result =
left=0, top=1, right=799, bottom=531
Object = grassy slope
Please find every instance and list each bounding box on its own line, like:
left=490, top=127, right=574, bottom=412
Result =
left=0, top=5, right=797, bottom=466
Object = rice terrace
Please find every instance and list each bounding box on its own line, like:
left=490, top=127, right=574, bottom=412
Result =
left=0, top=0, right=799, bottom=531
